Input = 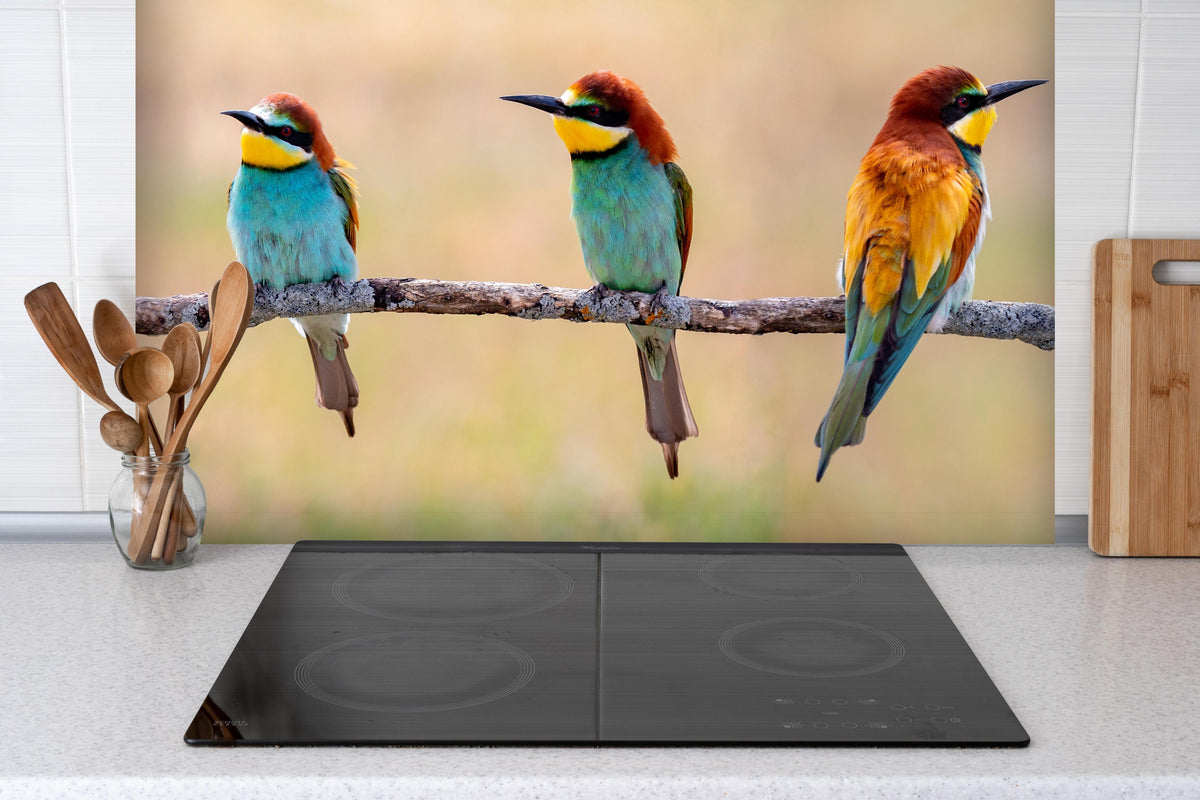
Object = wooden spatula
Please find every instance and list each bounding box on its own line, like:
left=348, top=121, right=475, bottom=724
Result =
left=25, top=283, right=124, bottom=414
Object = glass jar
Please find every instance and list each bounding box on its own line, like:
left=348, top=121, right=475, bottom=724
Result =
left=109, top=450, right=206, bottom=570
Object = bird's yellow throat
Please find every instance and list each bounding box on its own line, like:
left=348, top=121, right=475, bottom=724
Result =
left=949, top=106, right=997, bottom=149
left=553, top=116, right=629, bottom=156
left=239, top=129, right=310, bottom=170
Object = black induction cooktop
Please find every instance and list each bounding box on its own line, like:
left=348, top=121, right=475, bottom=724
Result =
left=185, top=541, right=1028, bottom=746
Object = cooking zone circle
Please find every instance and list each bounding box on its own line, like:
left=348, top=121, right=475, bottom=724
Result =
left=719, top=617, right=905, bottom=679
left=700, top=555, right=864, bottom=601
left=294, top=631, right=537, bottom=713
left=331, top=553, right=575, bottom=623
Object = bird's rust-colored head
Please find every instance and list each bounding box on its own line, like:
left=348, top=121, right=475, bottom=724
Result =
left=222, top=92, right=337, bottom=172
left=876, top=65, right=1046, bottom=153
left=502, top=70, right=677, bottom=164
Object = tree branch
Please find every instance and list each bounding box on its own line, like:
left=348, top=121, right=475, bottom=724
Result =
left=135, top=277, right=1055, bottom=351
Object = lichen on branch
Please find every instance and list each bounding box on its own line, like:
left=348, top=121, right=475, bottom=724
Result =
left=134, top=276, right=1055, bottom=351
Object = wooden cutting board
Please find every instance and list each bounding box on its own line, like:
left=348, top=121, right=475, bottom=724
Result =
left=1092, top=239, right=1200, bottom=556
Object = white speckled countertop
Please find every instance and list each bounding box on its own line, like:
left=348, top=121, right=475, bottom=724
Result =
left=0, top=543, right=1197, bottom=799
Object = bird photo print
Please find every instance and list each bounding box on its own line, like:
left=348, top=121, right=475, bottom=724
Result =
left=815, top=67, right=1046, bottom=481
left=223, top=94, right=361, bottom=436
left=502, top=72, right=699, bottom=479
left=136, top=0, right=1053, bottom=544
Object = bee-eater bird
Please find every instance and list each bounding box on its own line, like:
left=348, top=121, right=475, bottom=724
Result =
left=223, top=92, right=360, bottom=436
left=502, top=71, right=698, bottom=478
left=815, top=66, right=1046, bottom=481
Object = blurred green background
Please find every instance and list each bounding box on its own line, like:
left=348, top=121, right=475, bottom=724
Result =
left=136, top=0, right=1054, bottom=544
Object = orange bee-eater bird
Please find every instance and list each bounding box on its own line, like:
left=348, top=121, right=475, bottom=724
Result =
left=815, top=66, right=1046, bottom=480
left=502, top=71, right=698, bottom=478
left=223, top=93, right=360, bottom=436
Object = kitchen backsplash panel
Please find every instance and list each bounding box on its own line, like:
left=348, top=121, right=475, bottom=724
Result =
left=134, top=0, right=1053, bottom=544
left=5, top=2, right=1199, bottom=521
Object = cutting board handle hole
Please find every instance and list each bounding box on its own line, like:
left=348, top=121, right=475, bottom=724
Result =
left=1151, top=260, right=1200, bottom=284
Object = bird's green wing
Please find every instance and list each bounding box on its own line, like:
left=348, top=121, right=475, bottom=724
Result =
left=860, top=253, right=950, bottom=415
left=664, top=161, right=693, bottom=286
left=329, top=158, right=360, bottom=253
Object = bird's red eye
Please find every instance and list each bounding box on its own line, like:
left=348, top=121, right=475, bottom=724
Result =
left=956, top=96, right=970, bottom=109
left=280, top=126, right=293, bottom=138
left=587, top=105, right=601, bottom=117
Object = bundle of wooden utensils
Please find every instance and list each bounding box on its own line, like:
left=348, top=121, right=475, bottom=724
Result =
left=23, top=261, right=254, bottom=566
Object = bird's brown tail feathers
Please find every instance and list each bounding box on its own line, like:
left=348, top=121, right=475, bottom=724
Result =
left=638, top=339, right=698, bottom=479
left=306, top=333, right=359, bottom=437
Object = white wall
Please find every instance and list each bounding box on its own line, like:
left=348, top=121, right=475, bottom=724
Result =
left=1, top=2, right=1189, bottom=517
left=0, top=0, right=134, bottom=512
left=1054, top=0, right=1200, bottom=514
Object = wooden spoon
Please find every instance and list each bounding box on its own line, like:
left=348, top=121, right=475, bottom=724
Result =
left=129, top=262, right=255, bottom=563
left=101, top=406, right=150, bottom=544
left=113, top=347, right=166, bottom=456
left=181, top=322, right=203, bottom=396
left=196, top=278, right=220, bottom=393
left=116, top=349, right=174, bottom=458
left=162, top=324, right=201, bottom=434
left=92, top=298, right=137, bottom=368
left=159, top=471, right=186, bottom=565
left=24, top=283, right=123, bottom=413
left=92, top=298, right=153, bottom=450
left=99, top=410, right=143, bottom=454
left=165, top=262, right=253, bottom=458
left=160, top=326, right=203, bottom=541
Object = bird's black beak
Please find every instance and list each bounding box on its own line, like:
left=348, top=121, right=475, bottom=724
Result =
left=983, top=79, right=1048, bottom=106
left=221, top=109, right=265, bottom=132
left=500, top=94, right=568, bottom=116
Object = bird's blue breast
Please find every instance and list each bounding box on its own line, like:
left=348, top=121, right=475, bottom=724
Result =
left=569, top=140, right=680, bottom=294
left=227, top=160, right=356, bottom=288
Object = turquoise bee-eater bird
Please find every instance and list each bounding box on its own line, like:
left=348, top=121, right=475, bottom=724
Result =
left=815, top=66, right=1046, bottom=481
left=223, top=92, right=360, bottom=436
left=502, top=71, right=698, bottom=478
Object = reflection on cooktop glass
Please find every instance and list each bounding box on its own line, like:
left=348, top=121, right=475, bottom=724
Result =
left=186, top=542, right=1028, bottom=746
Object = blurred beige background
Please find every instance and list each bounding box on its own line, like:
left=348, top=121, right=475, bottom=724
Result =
left=137, top=0, right=1054, bottom=544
